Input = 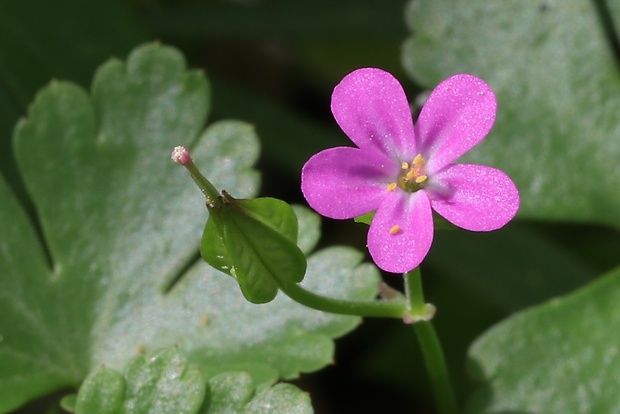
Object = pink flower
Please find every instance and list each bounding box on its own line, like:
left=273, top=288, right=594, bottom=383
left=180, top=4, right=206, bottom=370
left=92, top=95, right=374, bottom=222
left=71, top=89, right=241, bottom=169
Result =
left=301, top=68, right=519, bottom=273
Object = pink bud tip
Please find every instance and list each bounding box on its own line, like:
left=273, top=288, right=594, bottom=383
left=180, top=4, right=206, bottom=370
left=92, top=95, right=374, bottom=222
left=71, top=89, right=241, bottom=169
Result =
left=171, top=146, right=191, bottom=165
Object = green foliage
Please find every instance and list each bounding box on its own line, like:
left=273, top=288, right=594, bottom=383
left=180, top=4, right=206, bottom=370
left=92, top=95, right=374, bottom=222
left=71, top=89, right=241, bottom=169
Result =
left=400, top=2, right=620, bottom=406
left=70, top=348, right=313, bottom=414
left=0, top=0, right=143, bottom=100
left=292, top=205, right=321, bottom=255
left=201, top=196, right=306, bottom=304
left=122, top=349, right=206, bottom=414
left=427, top=224, right=596, bottom=313
left=467, top=266, right=620, bottom=413
left=0, top=43, right=379, bottom=412
left=0, top=42, right=219, bottom=412
left=402, top=0, right=620, bottom=228
left=75, top=368, right=127, bottom=414
left=142, top=0, right=407, bottom=84
left=205, top=372, right=312, bottom=414
left=0, top=0, right=145, bottom=206
left=180, top=245, right=379, bottom=384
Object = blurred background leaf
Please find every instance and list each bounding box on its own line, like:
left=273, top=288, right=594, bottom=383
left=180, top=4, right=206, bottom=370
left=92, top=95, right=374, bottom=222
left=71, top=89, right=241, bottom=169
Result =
left=402, top=0, right=620, bottom=228
left=0, top=0, right=145, bottom=205
left=466, top=265, right=620, bottom=413
left=399, top=0, right=620, bottom=407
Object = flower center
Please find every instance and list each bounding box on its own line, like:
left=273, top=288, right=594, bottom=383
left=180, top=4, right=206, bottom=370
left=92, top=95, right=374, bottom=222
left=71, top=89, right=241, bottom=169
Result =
left=387, top=154, right=428, bottom=193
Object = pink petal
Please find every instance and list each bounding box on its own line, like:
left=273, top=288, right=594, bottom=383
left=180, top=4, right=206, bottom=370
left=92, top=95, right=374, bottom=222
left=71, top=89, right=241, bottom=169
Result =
left=416, top=74, right=497, bottom=172
left=367, top=190, right=434, bottom=273
left=331, top=68, right=417, bottom=161
left=429, top=164, right=519, bottom=231
left=301, top=146, right=398, bottom=220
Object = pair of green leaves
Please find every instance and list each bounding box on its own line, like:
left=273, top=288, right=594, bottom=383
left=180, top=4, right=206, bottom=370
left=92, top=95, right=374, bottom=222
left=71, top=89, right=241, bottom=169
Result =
left=201, top=194, right=306, bottom=304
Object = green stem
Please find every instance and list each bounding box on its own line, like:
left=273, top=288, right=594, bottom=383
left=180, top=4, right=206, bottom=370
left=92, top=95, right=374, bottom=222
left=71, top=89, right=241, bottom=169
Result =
left=405, top=268, right=429, bottom=317
left=185, top=159, right=221, bottom=206
left=183, top=154, right=406, bottom=319
left=404, top=269, right=458, bottom=414
left=277, top=280, right=406, bottom=319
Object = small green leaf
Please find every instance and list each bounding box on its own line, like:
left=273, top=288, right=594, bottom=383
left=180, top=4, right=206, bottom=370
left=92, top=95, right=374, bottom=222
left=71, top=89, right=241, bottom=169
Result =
left=201, top=196, right=301, bottom=281
left=75, top=368, right=126, bottom=414
left=466, top=266, right=620, bottom=413
left=204, top=372, right=312, bottom=414
left=215, top=197, right=307, bottom=304
left=201, top=212, right=233, bottom=276
left=234, top=197, right=299, bottom=242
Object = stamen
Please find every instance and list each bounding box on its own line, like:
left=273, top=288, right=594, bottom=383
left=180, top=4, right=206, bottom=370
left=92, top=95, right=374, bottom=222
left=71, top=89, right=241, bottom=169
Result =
left=413, top=154, right=425, bottom=167
left=387, top=182, right=397, bottom=192
left=402, top=154, right=428, bottom=186
left=389, top=225, right=400, bottom=234
left=396, top=153, right=428, bottom=192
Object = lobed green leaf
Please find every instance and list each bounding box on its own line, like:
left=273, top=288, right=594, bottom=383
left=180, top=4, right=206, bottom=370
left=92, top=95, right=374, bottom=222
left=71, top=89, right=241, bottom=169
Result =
left=0, top=43, right=379, bottom=412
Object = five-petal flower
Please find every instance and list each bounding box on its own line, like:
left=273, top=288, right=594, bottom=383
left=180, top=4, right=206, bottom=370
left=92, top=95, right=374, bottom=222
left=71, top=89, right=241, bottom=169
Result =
left=301, top=68, right=519, bottom=273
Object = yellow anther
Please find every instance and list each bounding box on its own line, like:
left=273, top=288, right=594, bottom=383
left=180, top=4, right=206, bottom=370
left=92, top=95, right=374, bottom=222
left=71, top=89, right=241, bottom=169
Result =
left=413, top=153, right=426, bottom=167
left=389, top=225, right=401, bottom=234
left=396, top=153, right=428, bottom=192
left=387, top=182, right=397, bottom=192
left=401, top=153, right=428, bottom=185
